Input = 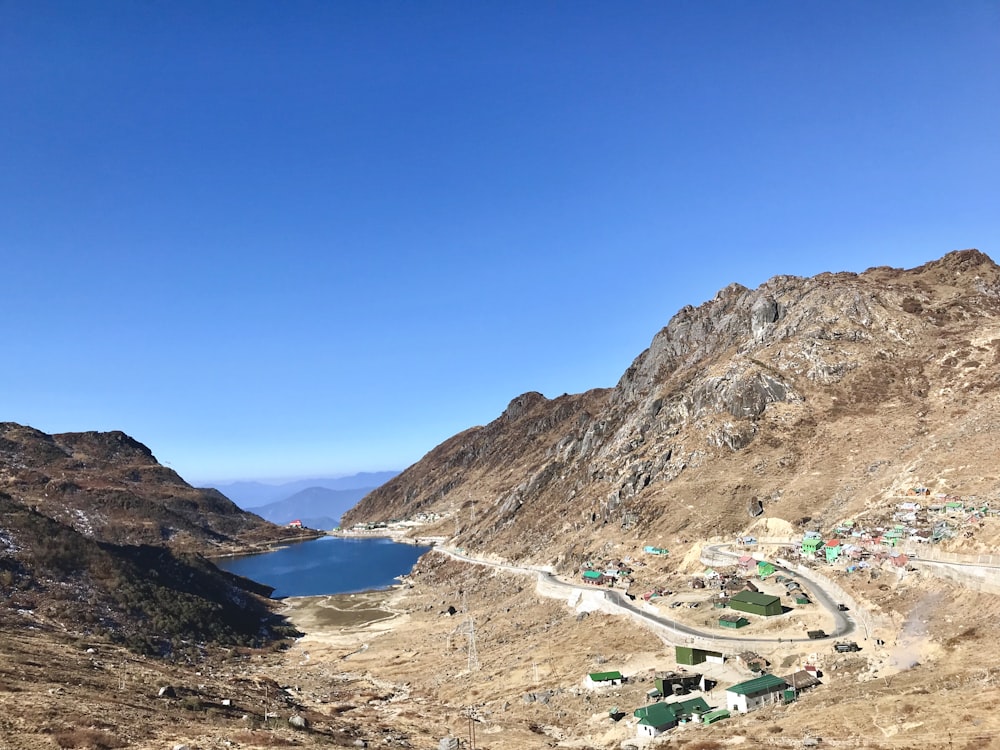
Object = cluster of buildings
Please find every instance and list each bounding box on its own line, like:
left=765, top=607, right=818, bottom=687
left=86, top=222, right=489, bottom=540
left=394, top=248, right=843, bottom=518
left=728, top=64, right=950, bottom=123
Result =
left=346, top=512, right=443, bottom=533
left=683, top=560, right=809, bottom=630
left=793, top=491, right=995, bottom=572
left=587, top=646, right=822, bottom=739
left=579, top=557, right=637, bottom=587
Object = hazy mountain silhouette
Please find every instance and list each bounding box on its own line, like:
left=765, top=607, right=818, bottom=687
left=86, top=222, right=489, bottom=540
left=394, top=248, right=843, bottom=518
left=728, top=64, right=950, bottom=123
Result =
left=248, top=486, right=373, bottom=529
left=210, top=471, right=399, bottom=509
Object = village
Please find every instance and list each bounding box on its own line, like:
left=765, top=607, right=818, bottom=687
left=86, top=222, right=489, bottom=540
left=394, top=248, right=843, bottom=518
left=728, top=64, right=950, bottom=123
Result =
left=337, top=486, right=1000, bottom=745
left=575, top=547, right=836, bottom=741
left=563, top=487, right=1000, bottom=741
left=582, top=641, right=824, bottom=740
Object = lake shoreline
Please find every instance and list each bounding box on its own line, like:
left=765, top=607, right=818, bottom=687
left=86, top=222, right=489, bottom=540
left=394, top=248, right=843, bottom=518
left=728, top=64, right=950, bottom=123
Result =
left=215, top=534, right=433, bottom=598
left=280, top=584, right=410, bottom=640
left=330, top=527, right=447, bottom=547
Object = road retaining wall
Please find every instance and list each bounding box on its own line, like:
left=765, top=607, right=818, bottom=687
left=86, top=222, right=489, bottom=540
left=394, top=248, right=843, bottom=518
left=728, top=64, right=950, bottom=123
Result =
left=907, top=557, right=1000, bottom=595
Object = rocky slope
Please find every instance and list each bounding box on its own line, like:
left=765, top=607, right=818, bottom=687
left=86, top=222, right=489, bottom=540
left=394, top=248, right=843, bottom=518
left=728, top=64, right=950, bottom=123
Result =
left=0, top=424, right=318, bottom=654
left=0, top=423, right=314, bottom=553
left=343, top=249, right=1000, bottom=563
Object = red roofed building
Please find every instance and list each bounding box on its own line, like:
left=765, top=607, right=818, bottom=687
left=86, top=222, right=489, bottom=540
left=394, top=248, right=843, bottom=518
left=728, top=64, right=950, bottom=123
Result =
left=824, top=540, right=842, bottom=563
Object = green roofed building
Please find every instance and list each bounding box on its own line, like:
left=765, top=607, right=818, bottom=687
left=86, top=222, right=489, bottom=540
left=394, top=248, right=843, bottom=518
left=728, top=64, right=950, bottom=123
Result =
left=702, top=709, right=730, bottom=725
left=756, top=560, right=776, bottom=579
left=634, top=697, right=711, bottom=738
left=672, top=696, right=710, bottom=719
left=719, top=614, right=750, bottom=629
left=586, top=671, right=623, bottom=688
left=729, top=590, right=782, bottom=616
left=725, top=673, right=788, bottom=713
left=634, top=702, right=677, bottom=737
left=675, top=645, right=724, bottom=665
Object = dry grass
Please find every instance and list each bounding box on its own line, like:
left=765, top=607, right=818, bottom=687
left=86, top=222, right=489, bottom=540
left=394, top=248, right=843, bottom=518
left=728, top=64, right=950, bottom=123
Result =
left=53, top=729, right=125, bottom=750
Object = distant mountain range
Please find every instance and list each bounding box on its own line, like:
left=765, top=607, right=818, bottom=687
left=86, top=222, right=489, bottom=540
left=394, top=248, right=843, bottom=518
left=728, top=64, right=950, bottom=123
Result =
left=210, top=471, right=399, bottom=530
left=246, top=486, right=375, bottom=530
left=210, top=471, right=399, bottom=508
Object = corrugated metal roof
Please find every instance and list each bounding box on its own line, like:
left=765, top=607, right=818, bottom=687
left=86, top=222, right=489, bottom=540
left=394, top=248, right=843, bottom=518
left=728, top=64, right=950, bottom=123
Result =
left=726, top=673, right=787, bottom=696
left=672, top=697, right=710, bottom=716
left=633, top=702, right=676, bottom=727
left=730, top=590, right=779, bottom=606
left=588, top=671, right=622, bottom=682
left=701, top=709, right=731, bottom=723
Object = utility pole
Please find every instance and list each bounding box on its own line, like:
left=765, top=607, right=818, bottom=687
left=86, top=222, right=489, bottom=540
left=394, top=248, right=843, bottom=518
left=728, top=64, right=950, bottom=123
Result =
left=263, top=682, right=270, bottom=729
left=467, top=708, right=477, bottom=750
left=466, top=616, right=479, bottom=672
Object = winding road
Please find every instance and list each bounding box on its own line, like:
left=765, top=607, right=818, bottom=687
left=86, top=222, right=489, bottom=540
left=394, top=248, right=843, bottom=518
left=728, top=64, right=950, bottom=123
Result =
left=437, top=544, right=857, bottom=648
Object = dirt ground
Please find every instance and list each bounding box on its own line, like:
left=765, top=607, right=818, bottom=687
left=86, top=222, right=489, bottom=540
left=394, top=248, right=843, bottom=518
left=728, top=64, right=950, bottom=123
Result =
left=4, top=550, right=1000, bottom=750
left=269, top=551, right=1000, bottom=750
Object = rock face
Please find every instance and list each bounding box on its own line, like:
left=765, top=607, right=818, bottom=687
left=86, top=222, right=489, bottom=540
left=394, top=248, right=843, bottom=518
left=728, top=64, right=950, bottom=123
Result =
left=343, top=249, right=1000, bottom=563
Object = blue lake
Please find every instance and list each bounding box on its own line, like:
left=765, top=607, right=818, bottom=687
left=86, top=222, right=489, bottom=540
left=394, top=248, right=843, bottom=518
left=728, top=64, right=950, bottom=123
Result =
left=216, top=536, right=431, bottom=598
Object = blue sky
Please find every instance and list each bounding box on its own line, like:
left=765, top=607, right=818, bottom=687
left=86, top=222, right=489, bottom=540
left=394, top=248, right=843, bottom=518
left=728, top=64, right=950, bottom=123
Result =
left=2, top=2, right=998, bottom=484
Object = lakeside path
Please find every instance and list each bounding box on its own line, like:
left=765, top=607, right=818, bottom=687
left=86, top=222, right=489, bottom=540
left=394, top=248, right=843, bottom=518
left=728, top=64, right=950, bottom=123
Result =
left=436, top=545, right=858, bottom=648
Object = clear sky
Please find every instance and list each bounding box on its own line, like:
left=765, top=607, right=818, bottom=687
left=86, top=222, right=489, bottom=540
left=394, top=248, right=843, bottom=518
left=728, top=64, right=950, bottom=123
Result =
left=2, top=2, right=998, bottom=484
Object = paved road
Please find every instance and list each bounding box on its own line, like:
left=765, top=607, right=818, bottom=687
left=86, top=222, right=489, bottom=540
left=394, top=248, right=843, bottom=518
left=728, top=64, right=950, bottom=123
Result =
left=702, top=544, right=854, bottom=639
left=437, top=545, right=856, bottom=646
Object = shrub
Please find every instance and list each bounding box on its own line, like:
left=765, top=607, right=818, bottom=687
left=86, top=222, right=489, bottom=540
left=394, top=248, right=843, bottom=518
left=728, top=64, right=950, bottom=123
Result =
left=53, top=729, right=125, bottom=750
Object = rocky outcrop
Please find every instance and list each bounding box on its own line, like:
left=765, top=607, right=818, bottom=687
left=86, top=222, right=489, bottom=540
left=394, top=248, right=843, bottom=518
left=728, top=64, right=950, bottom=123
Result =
left=344, top=250, right=1000, bottom=564
left=0, top=423, right=314, bottom=553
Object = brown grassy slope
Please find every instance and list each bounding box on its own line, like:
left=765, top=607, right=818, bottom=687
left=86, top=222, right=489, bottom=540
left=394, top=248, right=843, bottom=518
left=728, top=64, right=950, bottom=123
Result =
left=343, top=249, right=1000, bottom=567
left=0, top=423, right=315, bottom=553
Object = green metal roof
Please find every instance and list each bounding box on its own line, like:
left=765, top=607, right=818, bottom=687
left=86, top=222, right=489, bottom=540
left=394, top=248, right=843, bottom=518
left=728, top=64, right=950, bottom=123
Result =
left=671, top=697, right=710, bottom=717
left=633, top=702, right=677, bottom=727
left=729, top=590, right=780, bottom=606
left=726, top=673, right=787, bottom=696
left=582, top=570, right=603, bottom=579
left=701, top=709, right=731, bottom=724
left=719, top=615, right=749, bottom=627
left=588, top=671, right=622, bottom=682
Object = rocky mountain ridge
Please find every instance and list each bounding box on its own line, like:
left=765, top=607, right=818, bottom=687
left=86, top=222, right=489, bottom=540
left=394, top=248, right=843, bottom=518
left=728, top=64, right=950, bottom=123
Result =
left=0, top=423, right=314, bottom=552
left=0, top=423, right=315, bottom=654
left=343, top=249, right=1000, bottom=563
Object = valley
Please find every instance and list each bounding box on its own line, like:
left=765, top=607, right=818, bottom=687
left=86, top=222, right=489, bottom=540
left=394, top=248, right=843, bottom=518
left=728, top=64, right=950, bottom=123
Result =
left=5, top=251, right=1000, bottom=748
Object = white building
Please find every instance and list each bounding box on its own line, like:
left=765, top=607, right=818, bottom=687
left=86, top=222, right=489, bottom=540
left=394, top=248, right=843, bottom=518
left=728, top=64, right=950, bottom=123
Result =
left=725, top=673, right=788, bottom=713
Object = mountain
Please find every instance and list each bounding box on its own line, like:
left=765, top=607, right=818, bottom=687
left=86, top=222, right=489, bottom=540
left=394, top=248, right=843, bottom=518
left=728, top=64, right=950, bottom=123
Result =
left=0, top=424, right=315, bottom=554
left=0, top=492, right=290, bottom=656
left=342, top=249, right=1000, bottom=564
left=0, top=425, right=319, bottom=655
left=249, top=486, right=374, bottom=529
left=211, top=471, right=399, bottom=509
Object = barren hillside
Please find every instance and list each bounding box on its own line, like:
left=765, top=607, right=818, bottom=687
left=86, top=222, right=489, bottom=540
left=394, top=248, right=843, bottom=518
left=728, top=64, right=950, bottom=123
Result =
left=344, top=249, right=1000, bottom=565
left=0, top=423, right=315, bottom=553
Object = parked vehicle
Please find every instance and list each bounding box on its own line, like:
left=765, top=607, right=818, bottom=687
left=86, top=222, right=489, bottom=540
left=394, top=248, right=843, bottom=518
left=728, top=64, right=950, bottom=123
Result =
left=834, top=641, right=861, bottom=652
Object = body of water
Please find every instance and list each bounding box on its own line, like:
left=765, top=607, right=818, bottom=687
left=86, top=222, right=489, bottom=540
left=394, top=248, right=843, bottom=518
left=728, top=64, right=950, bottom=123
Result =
left=216, top=536, right=431, bottom=597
